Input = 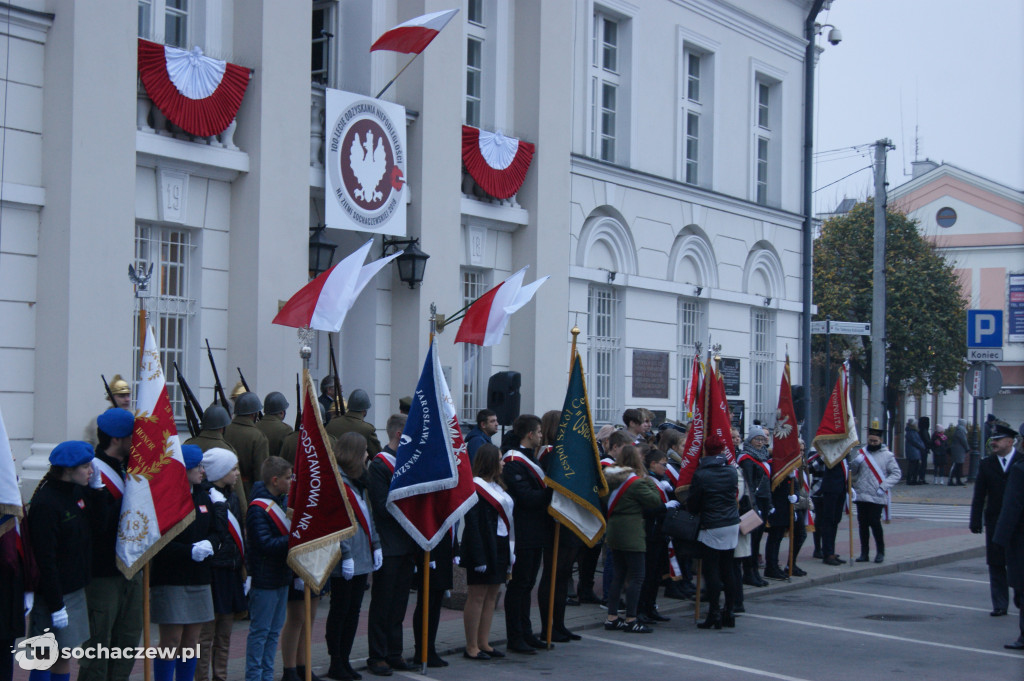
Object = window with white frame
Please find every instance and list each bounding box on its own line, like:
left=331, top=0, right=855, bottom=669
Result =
left=750, top=308, right=777, bottom=426
left=138, top=0, right=189, bottom=48
left=134, top=225, right=197, bottom=421
left=680, top=49, right=713, bottom=186
left=311, top=4, right=333, bottom=85
left=677, top=297, right=707, bottom=412
left=461, top=269, right=488, bottom=422
left=753, top=75, right=781, bottom=206
left=464, top=0, right=488, bottom=128
left=587, top=284, right=621, bottom=424
left=590, top=9, right=630, bottom=164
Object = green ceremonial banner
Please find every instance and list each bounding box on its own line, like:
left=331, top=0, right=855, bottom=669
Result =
left=545, top=352, right=609, bottom=547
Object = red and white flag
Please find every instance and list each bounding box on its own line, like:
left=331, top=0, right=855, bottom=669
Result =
left=371, top=9, right=459, bottom=54
left=683, top=355, right=701, bottom=418
left=706, top=365, right=736, bottom=465
left=287, top=370, right=357, bottom=593
left=813, top=362, right=860, bottom=468
left=676, top=365, right=707, bottom=490
left=116, top=326, right=196, bottom=579
left=454, top=267, right=548, bottom=346
left=770, top=355, right=801, bottom=490
left=273, top=239, right=401, bottom=332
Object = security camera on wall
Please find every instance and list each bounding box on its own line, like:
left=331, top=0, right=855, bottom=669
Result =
left=827, top=27, right=842, bottom=45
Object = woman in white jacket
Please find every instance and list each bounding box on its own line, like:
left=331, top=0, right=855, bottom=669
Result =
left=848, top=428, right=902, bottom=563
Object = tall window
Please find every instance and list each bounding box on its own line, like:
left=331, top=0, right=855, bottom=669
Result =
left=461, top=270, right=488, bottom=422
left=678, top=297, right=707, bottom=412
left=138, top=0, right=189, bottom=47
left=311, top=5, right=332, bottom=85
left=587, top=285, right=621, bottom=424
left=465, top=1, right=487, bottom=128
left=134, top=225, right=197, bottom=421
left=683, top=51, right=703, bottom=185
left=753, top=77, right=780, bottom=206
left=590, top=11, right=627, bottom=163
left=750, top=308, right=777, bottom=426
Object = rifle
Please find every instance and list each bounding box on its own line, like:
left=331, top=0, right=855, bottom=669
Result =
left=294, top=372, right=302, bottom=431
left=205, top=339, right=231, bottom=416
left=237, top=367, right=263, bottom=420
left=173, top=361, right=201, bottom=438
left=101, top=374, right=117, bottom=408
left=327, top=334, right=345, bottom=417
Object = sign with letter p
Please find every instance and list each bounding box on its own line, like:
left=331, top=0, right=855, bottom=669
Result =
left=967, top=309, right=1003, bottom=348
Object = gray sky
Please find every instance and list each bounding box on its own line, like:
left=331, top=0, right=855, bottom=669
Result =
left=812, top=0, right=1024, bottom=214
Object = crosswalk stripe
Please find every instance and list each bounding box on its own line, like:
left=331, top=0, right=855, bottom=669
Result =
left=888, top=503, right=970, bottom=523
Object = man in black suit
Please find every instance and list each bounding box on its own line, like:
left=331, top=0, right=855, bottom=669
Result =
left=971, top=421, right=1019, bottom=617
left=991, top=422, right=1024, bottom=649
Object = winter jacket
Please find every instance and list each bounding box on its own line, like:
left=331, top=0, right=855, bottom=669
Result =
left=152, top=482, right=225, bottom=587
left=245, top=481, right=292, bottom=589
left=89, top=449, right=129, bottom=579
left=904, top=429, right=925, bottom=461
left=335, top=473, right=380, bottom=578
left=687, top=455, right=740, bottom=531
left=951, top=425, right=970, bottom=464
left=502, top=450, right=551, bottom=550
left=848, top=445, right=902, bottom=505
left=207, top=482, right=244, bottom=570
left=739, top=444, right=772, bottom=504
left=768, top=473, right=809, bottom=527
left=464, top=426, right=491, bottom=463
left=27, top=478, right=93, bottom=613
left=459, top=489, right=503, bottom=573
left=604, top=466, right=663, bottom=553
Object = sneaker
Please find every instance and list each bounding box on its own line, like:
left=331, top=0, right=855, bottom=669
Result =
left=604, top=618, right=626, bottom=631
left=624, top=620, right=652, bottom=633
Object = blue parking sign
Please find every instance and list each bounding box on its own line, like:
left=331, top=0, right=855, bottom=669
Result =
left=967, top=309, right=1003, bottom=348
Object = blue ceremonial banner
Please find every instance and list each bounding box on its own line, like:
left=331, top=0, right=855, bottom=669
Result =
left=545, top=352, right=609, bottom=547
left=387, top=339, right=476, bottom=550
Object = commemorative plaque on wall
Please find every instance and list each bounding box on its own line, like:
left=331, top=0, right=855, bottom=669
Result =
left=632, top=350, right=669, bottom=399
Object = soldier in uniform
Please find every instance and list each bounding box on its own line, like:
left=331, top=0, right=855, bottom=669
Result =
left=225, top=392, right=269, bottom=502
left=107, top=375, right=131, bottom=410
left=256, top=392, right=293, bottom=461
left=326, top=388, right=381, bottom=458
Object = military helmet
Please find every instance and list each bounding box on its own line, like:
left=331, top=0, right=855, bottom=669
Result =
left=230, top=381, right=247, bottom=400
left=201, top=405, right=231, bottom=430
left=264, top=391, right=289, bottom=414
left=109, top=374, right=131, bottom=395
left=235, top=392, right=263, bottom=416
left=347, top=388, right=371, bottom=412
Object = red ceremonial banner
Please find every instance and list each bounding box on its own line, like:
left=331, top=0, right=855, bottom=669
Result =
left=770, top=357, right=801, bottom=490
left=707, top=367, right=736, bottom=465
left=676, top=364, right=708, bottom=489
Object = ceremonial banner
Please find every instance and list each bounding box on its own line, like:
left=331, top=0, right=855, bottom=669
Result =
left=771, top=356, right=801, bottom=490
left=813, top=363, right=860, bottom=468
left=116, top=326, right=195, bottom=579
left=706, top=364, right=736, bottom=465
left=545, top=352, right=609, bottom=547
left=0, top=407, right=23, bottom=538
left=387, top=340, right=477, bottom=550
left=683, top=355, right=701, bottom=418
left=287, top=370, right=356, bottom=593
left=676, top=365, right=707, bottom=490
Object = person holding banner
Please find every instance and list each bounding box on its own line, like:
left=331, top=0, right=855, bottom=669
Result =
left=81, top=409, right=143, bottom=681
left=849, top=428, right=901, bottom=563
left=196, top=448, right=244, bottom=681
left=150, top=445, right=223, bottom=681
left=27, top=441, right=96, bottom=681
left=460, top=444, right=513, bottom=660
left=326, top=433, right=381, bottom=681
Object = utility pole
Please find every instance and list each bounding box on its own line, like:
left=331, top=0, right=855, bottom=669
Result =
left=869, top=138, right=894, bottom=432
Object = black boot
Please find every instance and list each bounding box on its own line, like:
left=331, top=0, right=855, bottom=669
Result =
left=721, top=611, right=736, bottom=628
left=326, top=658, right=351, bottom=681
left=855, top=552, right=870, bottom=562
left=697, top=611, right=722, bottom=629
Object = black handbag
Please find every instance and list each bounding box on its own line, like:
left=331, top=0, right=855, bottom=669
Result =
left=662, top=506, right=700, bottom=543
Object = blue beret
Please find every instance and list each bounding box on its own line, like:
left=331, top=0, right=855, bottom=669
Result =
left=97, top=408, right=134, bottom=439
left=181, top=444, right=204, bottom=470
left=49, top=441, right=95, bottom=468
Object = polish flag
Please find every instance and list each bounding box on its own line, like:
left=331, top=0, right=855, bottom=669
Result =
left=273, top=239, right=401, bottom=332
left=454, top=267, right=549, bottom=347
left=371, top=9, right=459, bottom=54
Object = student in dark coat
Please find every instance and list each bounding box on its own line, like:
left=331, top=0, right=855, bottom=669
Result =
left=972, top=422, right=1018, bottom=617
left=0, top=517, right=28, bottom=681
left=993, top=424, right=1024, bottom=649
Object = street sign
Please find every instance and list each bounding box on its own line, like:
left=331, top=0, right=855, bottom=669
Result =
left=968, top=348, right=1003, bottom=361
left=965, top=362, right=1002, bottom=400
left=810, top=320, right=871, bottom=335
left=967, top=309, right=1003, bottom=348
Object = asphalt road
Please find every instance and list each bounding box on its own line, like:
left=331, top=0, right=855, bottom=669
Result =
left=392, top=557, right=1021, bottom=681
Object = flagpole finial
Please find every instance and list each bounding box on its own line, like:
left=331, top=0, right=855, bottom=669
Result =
left=297, top=327, right=314, bottom=361
left=571, top=325, right=580, bottom=338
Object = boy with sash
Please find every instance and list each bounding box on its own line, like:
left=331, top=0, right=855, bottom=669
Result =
left=81, top=408, right=142, bottom=681
left=245, top=456, right=293, bottom=681
left=849, top=427, right=901, bottom=563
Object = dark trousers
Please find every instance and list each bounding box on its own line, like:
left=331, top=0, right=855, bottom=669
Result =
left=744, top=499, right=769, bottom=575
left=950, top=460, right=964, bottom=485
left=638, top=537, right=668, bottom=615
left=504, top=546, right=543, bottom=644
left=766, top=520, right=806, bottom=570
left=577, top=541, right=602, bottom=596
left=699, top=545, right=738, bottom=616
left=602, top=545, right=615, bottom=602
left=538, top=535, right=580, bottom=635
left=731, top=559, right=744, bottom=609
left=986, top=533, right=1009, bottom=612
left=817, top=492, right=846, bottom=557
left=326, top=573, right=368, bottom=662
left=856, top=501, right=885, bottom=556
left=906, top=459, right=921, bottom=484
left=918, top=451, right=929, bottom=482
left=367, top=554, right=415, bottom=662
left=413, top=586, right=444, bottom=660
left=607, top=550, right=645, bottom=618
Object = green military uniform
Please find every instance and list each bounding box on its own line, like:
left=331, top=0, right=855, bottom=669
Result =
left=256, top=414, right=293, bottom=463
left=224, top=416, right=269, bottom=502
left=325, top=411, right=381, bottom=457
left=278, top=429, right=338, bottom=466
left=183, top=429, right=247, bottom=512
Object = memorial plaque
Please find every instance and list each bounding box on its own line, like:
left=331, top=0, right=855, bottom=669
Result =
left=720, top=358, right=741, bottom=396
left=632, top=350, right=669, bottom=399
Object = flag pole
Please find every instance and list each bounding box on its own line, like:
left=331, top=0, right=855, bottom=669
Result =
left=304, top=585, right=313, bottom=681
left=694, top=348, right=712, bottom=622
left=420, top=306, right=438, bottom=674
left=138, top=308, right=152, bottom=681
left=787, top=478, right=795, bottom=581
left=375, top=53, right=419, bottom=99
left=847, top=458, right=854, bottom=566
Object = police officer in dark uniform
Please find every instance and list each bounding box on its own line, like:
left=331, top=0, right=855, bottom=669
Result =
left=972, top=420, right=1018, bottom=616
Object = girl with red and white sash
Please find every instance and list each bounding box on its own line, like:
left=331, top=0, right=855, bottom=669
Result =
left=603, top=446, right=664, bottom=634
left=197, top=448, right=243, bottom=681
left=637, top=447, right=679, bottom=624
left=460, top=444, right=514, bottom=660
left=849, top=428, right=902, bottom=563
left=326, top=433, right=382, bottom=679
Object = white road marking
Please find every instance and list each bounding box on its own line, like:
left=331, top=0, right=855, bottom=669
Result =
left=821, top=587, right=991, bottom=613
left=578, top=633, right=813, bottom=681
left=742, top=612, right=1021, bottom=659
left=915, top=573, right=989, bottom=585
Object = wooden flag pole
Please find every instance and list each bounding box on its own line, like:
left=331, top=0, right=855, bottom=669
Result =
left=375, top=53, right=419, bottom=99
left=847, top=462, right=855, bottom=565
left=421, top=551, right=430, bottom=674
left=304, top=585, right=313, bottom=681
left=694, top=348, right=712, bottom=621
left=143, top=563, right=151, bottom=681
left=787, top=478, right=795, bottom=580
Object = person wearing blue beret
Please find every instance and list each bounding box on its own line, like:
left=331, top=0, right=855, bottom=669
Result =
left=26, top=441, right=96, bottom=681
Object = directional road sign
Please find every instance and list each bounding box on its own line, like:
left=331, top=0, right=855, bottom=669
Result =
left=810, top=320, right=871, bottom=335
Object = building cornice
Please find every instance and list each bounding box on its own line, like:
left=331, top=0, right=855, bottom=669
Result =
left=0, top=2, right=53, bottom=41
left=670, top=0, right=806, bottom=61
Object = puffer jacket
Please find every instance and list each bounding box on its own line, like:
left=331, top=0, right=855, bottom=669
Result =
left=245, top=481, right=292, bottom=589
left=739, top=443, right=772, bottom=504
left=687, top=455, right=740, bottom=530
left=904, top=428, right=925, bottom=461
left=604, top=466, right=663, bottom=553
left=849, top=445, right=902, bottom=505
left=334, top=473, right=380, bottom=578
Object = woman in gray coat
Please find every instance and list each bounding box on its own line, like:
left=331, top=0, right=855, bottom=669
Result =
left=849, top=429, right=902, bottom=563
left=950, top=420, right=970, bottom=486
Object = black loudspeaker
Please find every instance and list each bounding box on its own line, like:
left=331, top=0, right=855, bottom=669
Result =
left=487, top=371, right=521, bottom=426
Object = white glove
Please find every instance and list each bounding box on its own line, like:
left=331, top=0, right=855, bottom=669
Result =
left=51, top=607, right=69, bottom=629
left=243, top=577, right=252, bottom=596
left=372, top=548, right=383, bottom=571
left=876, top=487, right=886, bottom=496
left=294, top=577, right=304, bottom=591
left=23, top=592, right=33, bottom=615
left=474, top=565, right=487, bottom=573
left=341, top=558, right=355, bottom=580
left=787, top=495, right=798, bottom=504
left=429, top=560, right=437, bottom=570
left=453, top=556, right=461, bottom=566
left=769, top=507, right=776, bottom=516
left=89, top=466, right=103, bottom=489
left=658, top=479, right=673, bottom=492
left=665, top=500, right=680, bottom=509
left=191, top=539, right=214, bottom=562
